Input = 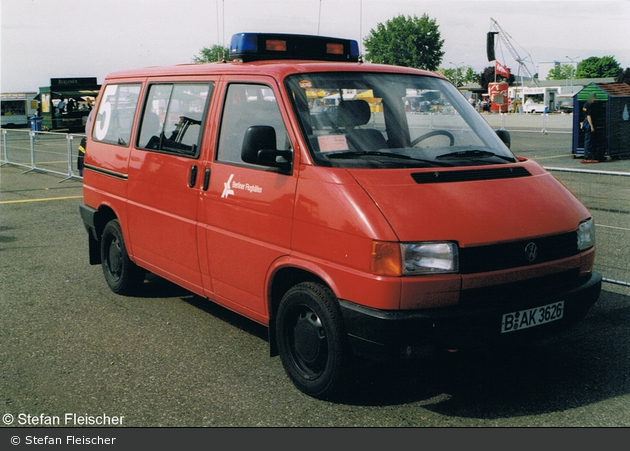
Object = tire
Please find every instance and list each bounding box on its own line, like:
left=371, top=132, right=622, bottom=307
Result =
left=100, top=219, right=145, bottom=295
left=276, top=282, right=350, bottom=400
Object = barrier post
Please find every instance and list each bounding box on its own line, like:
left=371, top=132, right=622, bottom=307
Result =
left=540, top=109, right=549, bottom=135
left=60, top=134, right=77, bottom=183
left=22, top=131, right=37, bottom=174
left=1, top=129, right=8, bottom=166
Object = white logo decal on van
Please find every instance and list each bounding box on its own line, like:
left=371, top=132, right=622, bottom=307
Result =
left=221, top=174, right=264, bottom=199
left=222, top=174, right=235, bottom=198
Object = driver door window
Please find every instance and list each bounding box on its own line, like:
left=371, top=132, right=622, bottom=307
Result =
left=216, top=83, right=290, bottom=165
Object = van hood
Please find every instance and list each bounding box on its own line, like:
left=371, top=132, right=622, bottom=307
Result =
left=348, top=161, right=590, bottom=246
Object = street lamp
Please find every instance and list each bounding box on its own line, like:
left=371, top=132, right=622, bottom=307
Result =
left=450, top=61, right=464, bottom=88
left=566, top=55, right=579, bottom=93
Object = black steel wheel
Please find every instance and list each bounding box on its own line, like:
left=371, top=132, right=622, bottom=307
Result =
left=100, top=219, right=144, bottom=295
left=276, top=282, right=350, bottom=399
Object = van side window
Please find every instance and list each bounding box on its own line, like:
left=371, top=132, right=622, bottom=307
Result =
left=216, top=83, right=290, bottom=165
left=137, top=83, right=212, bottom=157
left=92, top=84, right=141, bottom=146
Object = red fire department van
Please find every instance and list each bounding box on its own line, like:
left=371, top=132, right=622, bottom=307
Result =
left=80, top=33, right=601, bottom=399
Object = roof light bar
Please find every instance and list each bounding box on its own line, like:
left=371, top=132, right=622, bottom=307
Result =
left=229, top=33, right=360, bottom=63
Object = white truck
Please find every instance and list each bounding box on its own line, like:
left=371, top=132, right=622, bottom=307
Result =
left=1, top=92, right=38, bottom=127
left=522, top=87, right=559, bottom=114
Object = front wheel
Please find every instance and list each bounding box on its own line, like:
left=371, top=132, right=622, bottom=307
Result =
left=276, top=282, right=350, bottom=400
left=100, top=219, right=145, bottom=295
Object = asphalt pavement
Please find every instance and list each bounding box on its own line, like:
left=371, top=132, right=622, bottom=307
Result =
left=1, top=131, right=629, bottom=427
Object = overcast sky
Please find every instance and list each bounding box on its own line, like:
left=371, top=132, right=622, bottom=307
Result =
left=1, top=0, right=629, bottom=93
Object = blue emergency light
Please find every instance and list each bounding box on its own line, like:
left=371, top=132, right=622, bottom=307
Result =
left=229, top=33, right=360, bottom=62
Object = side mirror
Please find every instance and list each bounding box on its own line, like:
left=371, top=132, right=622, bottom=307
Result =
left=241, top=125, right=292, bottom=171
left=495, top=129, right=511, bottom=149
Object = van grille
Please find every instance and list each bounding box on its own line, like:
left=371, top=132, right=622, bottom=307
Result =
left=411, top=167, right=531, bottom=184
left=458, top=231, right=579, bottom=274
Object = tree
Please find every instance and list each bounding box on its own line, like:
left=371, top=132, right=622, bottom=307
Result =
left=478, top=66, right=515, bottom=91
left=575, top=56, right=623, bottom=79
left=439, top=65, right=477, bottom=87
left=615, top=68, right=630, bottom=85
left=547, top=64, right=576, bottom=80
left=464, top=66, right=478, bottom=85
left=192, top=44, right=230, bottom=63
left=363, top=14, right=445, bottom=71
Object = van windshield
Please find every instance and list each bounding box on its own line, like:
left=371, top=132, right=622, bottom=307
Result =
left=285, top=72, right=516, bottom=168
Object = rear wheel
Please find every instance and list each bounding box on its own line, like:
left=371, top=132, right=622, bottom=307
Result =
left=100, top=219, right=145, bottom=295
left=276, top=282, right=350, bottom=400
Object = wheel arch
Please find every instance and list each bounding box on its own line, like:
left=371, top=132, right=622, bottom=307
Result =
left=94, top=205, right=118, bottom=238
left=266, top=263, right=337, bottom=357
left=83, top=204, right=118, bottom=265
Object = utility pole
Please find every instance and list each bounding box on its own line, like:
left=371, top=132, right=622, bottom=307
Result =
left=566, top=55, right=580, bottom=93
left=450, top=61, right=464, bottom=88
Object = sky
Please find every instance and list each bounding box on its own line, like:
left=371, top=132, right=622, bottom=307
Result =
left=1, top=0, right=629, bottom=93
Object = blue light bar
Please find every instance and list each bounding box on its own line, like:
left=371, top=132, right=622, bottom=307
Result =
left=230, top=33, right=360, bottom=63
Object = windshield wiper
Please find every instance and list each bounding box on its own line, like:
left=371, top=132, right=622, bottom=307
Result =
left=436, top=149, right=515, bottom=162
left=326, top=151, right=452, bottom=166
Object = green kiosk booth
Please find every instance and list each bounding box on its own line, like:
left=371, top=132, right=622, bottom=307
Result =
left=572, top=82, right=630, bottom=159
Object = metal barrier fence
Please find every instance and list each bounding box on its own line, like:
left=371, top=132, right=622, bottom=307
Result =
left=1, top=127, right=629, bottom=287
left=1, top=129, right=84, bottom=182
left=484, top=111, right=573, bottom=135
left=546, top=167, right=630, bottom=287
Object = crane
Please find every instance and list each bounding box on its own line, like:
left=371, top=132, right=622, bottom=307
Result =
left=489, top=18, right=538, bottom=87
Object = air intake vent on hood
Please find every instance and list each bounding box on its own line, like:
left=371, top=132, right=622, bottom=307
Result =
left=411, top=167, right=531, bottom=184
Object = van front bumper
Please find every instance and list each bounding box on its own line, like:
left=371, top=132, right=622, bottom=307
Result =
left=339, top=271, right=602, bottom=360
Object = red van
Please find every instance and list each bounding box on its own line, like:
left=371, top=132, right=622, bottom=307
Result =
left=80, top=33, right=601, bottom=399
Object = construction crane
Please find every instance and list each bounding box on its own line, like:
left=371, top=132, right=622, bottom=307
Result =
left=489, top=18, right=538, bottom=87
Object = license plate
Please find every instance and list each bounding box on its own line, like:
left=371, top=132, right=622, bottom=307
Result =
left=501, top=301, right=564, bottom=333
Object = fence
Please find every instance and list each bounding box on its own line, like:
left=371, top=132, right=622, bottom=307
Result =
left=1, top=129, right=84, bottom=182
left=546, top=167, right=630, bottom=287
left=1, top=126, right=629, bottom=287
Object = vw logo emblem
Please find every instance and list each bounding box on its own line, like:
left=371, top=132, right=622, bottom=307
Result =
left=525, top=242, right=538, bottom=262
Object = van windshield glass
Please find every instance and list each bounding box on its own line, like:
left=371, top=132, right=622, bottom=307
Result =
left=285, top=72, right=516, bottom=168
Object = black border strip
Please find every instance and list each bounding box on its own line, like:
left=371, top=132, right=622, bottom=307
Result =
left=84, top=164, right=128, bottom=180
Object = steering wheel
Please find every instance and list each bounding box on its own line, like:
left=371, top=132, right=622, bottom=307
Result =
left=410, top=130, right=455, bottom=147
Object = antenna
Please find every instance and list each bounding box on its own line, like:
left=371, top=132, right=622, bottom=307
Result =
left=318, top=0, right=322, bottom=35
left=359, top=0, right=363, bottom=58
left=215, top=0, right=222, bottom=57
left=222, top=0, right=225, bottom=48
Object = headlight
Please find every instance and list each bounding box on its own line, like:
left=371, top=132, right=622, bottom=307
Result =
left=402, top=242, right=459, bottom=274
left=371, top=241, right=459, bottom=276
left=577, top=217, right=595, bottom=251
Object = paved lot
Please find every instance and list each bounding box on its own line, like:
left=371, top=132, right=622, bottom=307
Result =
left=1, top=128, right=629, bottom=427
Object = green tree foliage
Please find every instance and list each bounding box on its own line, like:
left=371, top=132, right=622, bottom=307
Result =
left=193, top=45, right=230, bottom=63
left=478, top=66, right=515, bottom=91
left=363, top=14, right=445, bottom=71
left=547, top=64, right=576, bottom=80
left=615, top=67, right=630, bottom=85
left=575, top=56, right=622, bottom=79
left=439, top=65, right=477, bottom=87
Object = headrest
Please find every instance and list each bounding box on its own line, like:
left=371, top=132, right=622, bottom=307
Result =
left=337, top=100, right=371, bottom=127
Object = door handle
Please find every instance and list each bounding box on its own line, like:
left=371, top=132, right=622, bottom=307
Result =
left=202, top=167, right=211, bottom=191
left=188, top=165, right=198, bottom=188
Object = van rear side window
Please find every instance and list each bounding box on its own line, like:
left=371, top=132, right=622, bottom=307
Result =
left=92, top=84, right=141, bottom=146
left=137, top=83, right=212, bottom=157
